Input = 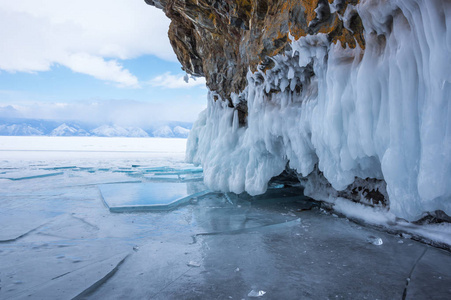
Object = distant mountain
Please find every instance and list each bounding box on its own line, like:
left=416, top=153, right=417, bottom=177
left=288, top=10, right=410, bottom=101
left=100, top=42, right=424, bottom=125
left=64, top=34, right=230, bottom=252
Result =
left=125, top=127, right=149, bottom=137
left=0, top=118, right=192, bottom=138
left=91, top=125, right=148, bottom=137
left=173, top=126, right=190, bottom=138
left=0, top=118, right=59, bottom=136
left=0, top=124, right=44, bottom=136
left=50, top=123, right=90, bottom=136
left=152, top=125, right=174, bottom=138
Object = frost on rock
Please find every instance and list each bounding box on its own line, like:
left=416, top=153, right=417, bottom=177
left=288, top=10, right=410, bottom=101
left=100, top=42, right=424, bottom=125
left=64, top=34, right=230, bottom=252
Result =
left=186, top=0, right=451, bottom=221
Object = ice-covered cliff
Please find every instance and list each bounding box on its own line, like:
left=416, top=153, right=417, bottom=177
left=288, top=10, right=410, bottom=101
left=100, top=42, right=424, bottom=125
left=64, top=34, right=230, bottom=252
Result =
left=147, top=0, right=451, bottom=221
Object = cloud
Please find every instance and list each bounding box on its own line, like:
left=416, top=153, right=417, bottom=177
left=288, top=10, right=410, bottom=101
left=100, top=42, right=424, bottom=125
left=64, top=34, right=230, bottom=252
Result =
left=0, top=105, right=21, bottom=118
left=64, top=53, right=139, bottom=88
left=149, top=72, right=206, bottom=89
left=0, top=0, right=174, bottom=87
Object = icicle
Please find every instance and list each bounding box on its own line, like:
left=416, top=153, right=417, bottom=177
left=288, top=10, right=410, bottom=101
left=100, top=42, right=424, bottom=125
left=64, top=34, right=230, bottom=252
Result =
left=287, top=66, right=295, bottom=79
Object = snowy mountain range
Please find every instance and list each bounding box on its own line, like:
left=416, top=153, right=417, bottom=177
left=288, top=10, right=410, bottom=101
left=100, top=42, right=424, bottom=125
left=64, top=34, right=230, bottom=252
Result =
left=0, top=119, right=191, bottom=138
left=50, top=124, right=90, bottom=136
left=90, top=125, right=149, bottom=137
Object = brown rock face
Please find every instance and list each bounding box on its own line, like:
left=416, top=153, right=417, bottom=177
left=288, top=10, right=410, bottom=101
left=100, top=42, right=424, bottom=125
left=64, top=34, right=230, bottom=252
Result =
left=146, top=0, right=365, bottom=101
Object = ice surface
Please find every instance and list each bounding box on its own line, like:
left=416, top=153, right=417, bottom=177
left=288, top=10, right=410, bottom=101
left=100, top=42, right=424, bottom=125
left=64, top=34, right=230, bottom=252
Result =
left=137, top=166, right=204, bottom=182
left=13, top=253, right=130, bottom=299
left=112, top=169, right=139, bottom=174
left=0, top=212, right=54, bottom=242
left=406, top=248, right=451, bottom=298
left=137, top=166, right=174, bottom=173
left=41, top=166, right=77, bottom=170
left=179, top=173, right=204, bottom=182
left=143, top=170, right=204, bottom=182
left=143, top=174, right=182, bottom=181
left=99, top=182, right=210, bottom=212
left=153, top=170, right=201, bottom=176
left=186, top=0, right=451, bottom=221
left=152, top=172, right=185, bottom=176
left=178, top=167, right=203, bottom=174
left=0, top=170, right=63, bottom=180
left=0, top=136, right=450, bottom=299
left=74, top=167, right=95, bottom=172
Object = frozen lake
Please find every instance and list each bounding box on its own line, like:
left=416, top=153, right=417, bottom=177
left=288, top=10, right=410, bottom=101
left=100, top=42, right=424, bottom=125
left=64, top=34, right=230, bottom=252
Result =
left=0, top=137, right=450, bottom=299
left=0, top=136, right=187, bottom=165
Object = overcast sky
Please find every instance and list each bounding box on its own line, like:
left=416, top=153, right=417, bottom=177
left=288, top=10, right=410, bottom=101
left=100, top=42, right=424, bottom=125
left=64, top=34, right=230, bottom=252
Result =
left=0, top=0, right=207, bottom=124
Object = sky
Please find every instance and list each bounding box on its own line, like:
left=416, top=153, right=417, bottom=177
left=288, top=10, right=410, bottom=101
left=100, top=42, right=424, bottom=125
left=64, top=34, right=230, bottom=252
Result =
left=0, top=0, right=207, bottom=125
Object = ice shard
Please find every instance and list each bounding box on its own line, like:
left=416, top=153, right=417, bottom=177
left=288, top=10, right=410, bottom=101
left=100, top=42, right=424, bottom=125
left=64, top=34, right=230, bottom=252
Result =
left=99, top=182, right=210, bottom=212
left=0, top=170, right=63, bottom=180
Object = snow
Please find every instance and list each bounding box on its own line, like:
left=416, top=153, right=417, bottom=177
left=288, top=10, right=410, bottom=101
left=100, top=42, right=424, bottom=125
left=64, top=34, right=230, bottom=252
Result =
left=0, top=136, right=187, bottom=163
left=0, top=136, right=186, bottom=153
left=187, top=0, right=451, bottom=221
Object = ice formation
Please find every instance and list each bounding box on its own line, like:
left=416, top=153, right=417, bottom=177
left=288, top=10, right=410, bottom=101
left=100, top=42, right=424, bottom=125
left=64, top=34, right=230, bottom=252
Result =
left=187, top=0, right=451, bottom=220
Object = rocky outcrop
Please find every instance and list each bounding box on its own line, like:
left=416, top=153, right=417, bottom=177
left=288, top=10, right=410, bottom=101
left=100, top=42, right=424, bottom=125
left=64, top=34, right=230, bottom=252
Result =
left=145, top=0, right=364, bottom=102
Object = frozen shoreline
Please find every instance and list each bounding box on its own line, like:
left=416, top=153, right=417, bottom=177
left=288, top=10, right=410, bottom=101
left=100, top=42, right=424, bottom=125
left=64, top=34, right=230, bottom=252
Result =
left=0, top=136, right=450, bottom=298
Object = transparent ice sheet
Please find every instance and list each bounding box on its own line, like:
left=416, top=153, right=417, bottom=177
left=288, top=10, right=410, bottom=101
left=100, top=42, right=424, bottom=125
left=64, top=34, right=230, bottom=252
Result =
left=41, top=166, right=77, bottom=170
left=99, top=182, right=210, bottom=212
left=135, top=166, right=174, bottom=173
left=0, top=170, right=64, bottom=180
left=153, top=168, right=203, bottom=176
left=143, top=174, right=181, bottom=182
left=180, top=173, right=204, bottom=182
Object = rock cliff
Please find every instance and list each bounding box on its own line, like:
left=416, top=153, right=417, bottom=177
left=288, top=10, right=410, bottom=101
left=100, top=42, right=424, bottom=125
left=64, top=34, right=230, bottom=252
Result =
left=145, top=0, right=364, bottom=101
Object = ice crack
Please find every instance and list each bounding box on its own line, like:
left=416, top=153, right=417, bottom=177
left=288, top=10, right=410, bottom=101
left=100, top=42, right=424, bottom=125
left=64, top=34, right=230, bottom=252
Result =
left=401, top=247, right=428, bottom=300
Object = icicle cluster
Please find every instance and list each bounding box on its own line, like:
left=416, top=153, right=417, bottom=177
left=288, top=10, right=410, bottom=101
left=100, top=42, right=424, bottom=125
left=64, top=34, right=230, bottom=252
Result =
left=187, top=0, right=451, bottom=220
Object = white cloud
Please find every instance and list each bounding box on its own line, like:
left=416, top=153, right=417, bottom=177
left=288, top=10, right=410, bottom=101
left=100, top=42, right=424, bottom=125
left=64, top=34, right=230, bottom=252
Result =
left=0, top=0, right=174, bottom=87
left=149, top=72, right=206, bottom=89
left=63, top=53, right=139, bottom=88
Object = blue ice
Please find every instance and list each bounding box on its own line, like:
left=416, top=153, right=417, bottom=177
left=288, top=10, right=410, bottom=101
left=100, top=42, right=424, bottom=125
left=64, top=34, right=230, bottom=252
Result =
left=99, top=182, right=209, bottom=212
left=0, top=170, right=64, bottom=180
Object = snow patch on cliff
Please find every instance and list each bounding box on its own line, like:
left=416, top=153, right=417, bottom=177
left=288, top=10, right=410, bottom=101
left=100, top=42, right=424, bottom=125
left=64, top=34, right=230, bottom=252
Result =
left=187, top=0, right=451, bottom=220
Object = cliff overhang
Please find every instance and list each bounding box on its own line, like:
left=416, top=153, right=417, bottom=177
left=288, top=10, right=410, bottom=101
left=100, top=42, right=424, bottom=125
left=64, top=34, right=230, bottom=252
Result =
left=146, top=0, right=365, bottom=102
